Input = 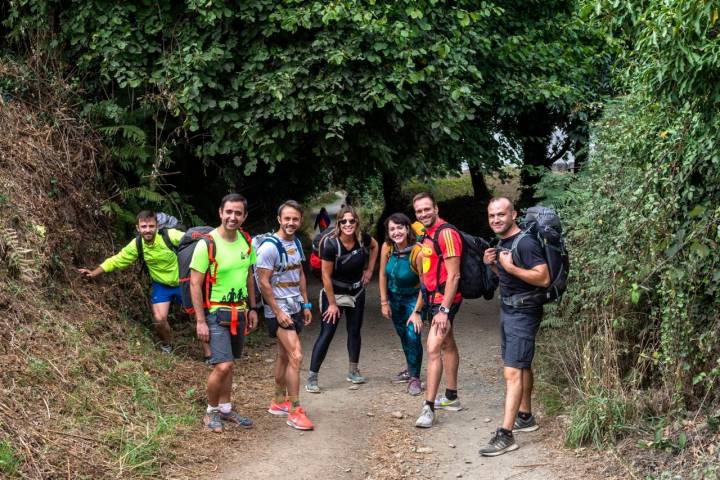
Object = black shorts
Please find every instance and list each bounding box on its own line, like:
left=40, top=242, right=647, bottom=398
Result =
left=500, top=307, right=542, bottom=369
left=266, top=310, right=305, bottom=338
left=428, top=301, right=462, bottom=324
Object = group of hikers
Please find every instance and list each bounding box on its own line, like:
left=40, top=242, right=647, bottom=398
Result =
left=79, top=191, right=558, bottom=457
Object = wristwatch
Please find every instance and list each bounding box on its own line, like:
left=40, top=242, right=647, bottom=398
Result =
left=303, top=303, right=312, bottom=310
left=438, top=305, right=451, bottom=314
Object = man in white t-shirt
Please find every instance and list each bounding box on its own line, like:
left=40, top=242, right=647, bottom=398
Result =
left=255, top=200, right=314, bottom=430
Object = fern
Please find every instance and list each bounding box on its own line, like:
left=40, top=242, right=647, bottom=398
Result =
left=0, top=226, right=39, bottom=283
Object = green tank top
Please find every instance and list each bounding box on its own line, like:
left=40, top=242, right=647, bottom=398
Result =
left=385, top=247, right=420, bottom=297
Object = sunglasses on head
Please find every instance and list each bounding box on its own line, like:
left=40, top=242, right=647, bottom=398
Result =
left=339, top=218, right=357, bottom=225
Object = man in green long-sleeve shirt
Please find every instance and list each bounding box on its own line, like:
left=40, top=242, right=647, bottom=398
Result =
left=78, top=210, right=188, bottom=354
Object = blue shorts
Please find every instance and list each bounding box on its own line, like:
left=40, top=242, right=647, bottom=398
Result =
left=500, top=307, right=542, bottom=369
left=150, top=282, right=182, bottom=305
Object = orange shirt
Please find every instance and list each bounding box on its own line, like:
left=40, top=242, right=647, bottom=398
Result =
left=419, top=219, right=463, bottom=305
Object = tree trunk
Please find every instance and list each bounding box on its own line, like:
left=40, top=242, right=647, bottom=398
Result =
left=376, top=168, right=404, bottom=242
left=517, top=106, right=555, bottom=209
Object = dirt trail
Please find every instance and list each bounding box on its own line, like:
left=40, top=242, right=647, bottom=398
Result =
left=200, top=274, right=608, bottom=480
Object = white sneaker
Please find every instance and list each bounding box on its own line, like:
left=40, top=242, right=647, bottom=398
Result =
left=415, top=404, right=436, bottom=428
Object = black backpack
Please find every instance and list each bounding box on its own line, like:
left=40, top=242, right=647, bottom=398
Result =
left=135, top=212, right=183, bottom=272
left=427, top=224, right=498, bottom=301
left=508, top=205, right=570, bottom=306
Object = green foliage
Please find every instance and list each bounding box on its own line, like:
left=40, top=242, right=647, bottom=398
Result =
left=0, top=441, right=20, bottom=477
left=402, top=175, right=474, bottom=204
left=541, top=0, right=720, bottom=433
left=565, top=388, right=633, bottom=448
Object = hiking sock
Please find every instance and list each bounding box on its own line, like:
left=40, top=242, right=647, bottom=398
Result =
left=445, top=388, right=458, bottom=401
left=206, top=404, right=220, bottom=414
left=518, top=411, right=532, bottom=421
left=274, top=385, right=286, bottom=403
left=218, top=402, right=232, bottom=414
left=288, top=395, right=300, bottom=408
left=308, top=371, right=318, bottom=382
left=349, top=362, right=359, bottom=374
left=499, top=427, right=513, bottom=437
left=424, top=400, right=435, bottom=412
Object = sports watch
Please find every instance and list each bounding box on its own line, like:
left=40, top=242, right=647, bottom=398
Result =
left=438, top=305, right=451, bottom=314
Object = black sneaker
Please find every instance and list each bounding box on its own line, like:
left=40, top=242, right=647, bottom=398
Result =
left=513, top=414, right=540, bottom=433
left=479, top=429, right=519, bottom=457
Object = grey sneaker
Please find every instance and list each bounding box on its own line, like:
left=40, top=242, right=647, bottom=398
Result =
left=415, top=404, right=436, bottom=428
left=434, top=395, right=462, bottom=411
left=513, top=414, right=539, bottom=433
left=160, top=344, right=173, bottom=354
left=203, top=411, right=223, bottom=433
left=407, top=377, right=423, bottom=396
left=219, top=410, right=253, bottom=429
left=479, top=429, right=519, bottom=457
left=305, top=376, right=321, bottom=393
left=393, top=369, right=411, bottom=383
left=346, top=370, right=366, bottom=384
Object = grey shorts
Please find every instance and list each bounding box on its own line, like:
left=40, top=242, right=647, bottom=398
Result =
left=500, top=307, right=542, bottom=369
left=207, top=309, right=246, bottom=364
left=266, top=310, right=305, bottom=338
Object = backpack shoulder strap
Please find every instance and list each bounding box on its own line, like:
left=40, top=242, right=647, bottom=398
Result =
left=510, top=230, right=532, bottom=269
left=430, top=223, right=456, bottom=256
left=160, top=228, right=177, bottom=253
left=293, top=237, right=306, bottom=261
left=261, top=234, right=288, bottom=270
left=135, top=234, right=147, bottom=272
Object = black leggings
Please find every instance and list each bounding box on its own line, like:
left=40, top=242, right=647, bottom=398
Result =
left=309, top=290, right=366, bottom=372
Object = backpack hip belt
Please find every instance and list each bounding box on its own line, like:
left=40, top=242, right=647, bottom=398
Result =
left=501, top=290, right=553, bottom=309
left=331, top=278, right=363, bottom=290
left=210, top=301, right=248, bottom=336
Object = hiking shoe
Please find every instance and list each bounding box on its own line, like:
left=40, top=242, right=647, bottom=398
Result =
left=393, top=369, right=411, bottom=383
left=203, top=411, right=223, bottom=433
left=305, top=377, right=321, bottom=393
left=479, top=429, right=519, bottom=456
left=434, top=395, right=462, bottom=411
left=268, top=399, right=292, bottom=416
left=219, top=411, right=253, bottom=429
left=160, top=344, right=173, bottom=354
left=407, top=377, right=423, bottom=396
left=287, top=407, right=314, bottom=431
left=415, top=404, right=436, bottom=428
left=513, top=414, right=540, bottom=433
left=346, top=370, right=366, bottom=384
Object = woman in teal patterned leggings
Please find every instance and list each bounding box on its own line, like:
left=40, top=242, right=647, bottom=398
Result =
left=379, top=213, right=424, bottom=396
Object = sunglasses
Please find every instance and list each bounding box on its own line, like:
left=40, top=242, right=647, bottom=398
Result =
left=339, top=218, right=357, bottom=225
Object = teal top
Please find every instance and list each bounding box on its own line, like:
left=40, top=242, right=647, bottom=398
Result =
left=385, top=248, right=420, bottom=297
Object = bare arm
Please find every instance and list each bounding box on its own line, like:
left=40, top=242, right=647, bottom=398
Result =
left=78, top=266, right=105, bottom=279
left=366, top=238, right=379, bottom=275
left=440, top=256, right=461, bottom=309
left=379, top=242, right=390, bottom=319
left=257, top=268, right=284, bottom=317
left=190, top=269, right=208, bottom=342
left=321, top=259, right=336, bottom=306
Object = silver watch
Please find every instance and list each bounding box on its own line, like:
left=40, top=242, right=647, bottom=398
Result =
left=438, top=305, right=451, bottom=314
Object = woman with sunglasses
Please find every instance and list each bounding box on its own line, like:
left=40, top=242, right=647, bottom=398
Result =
left=306, top=206, right=379, bottom=393
left=379, top=213, right=424, bottom=395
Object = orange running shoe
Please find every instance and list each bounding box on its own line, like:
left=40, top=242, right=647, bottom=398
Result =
left=286, top=407, right=314, bottom=430
left=268, top=399, right=292, bottom=416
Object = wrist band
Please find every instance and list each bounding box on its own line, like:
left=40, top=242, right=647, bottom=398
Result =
left=380, top=300, right=388, bottom=305
left=303, top=303, right=312, bottom=309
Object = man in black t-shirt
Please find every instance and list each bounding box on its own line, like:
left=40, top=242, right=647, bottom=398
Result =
left=480, top=197, right=550, bottom=457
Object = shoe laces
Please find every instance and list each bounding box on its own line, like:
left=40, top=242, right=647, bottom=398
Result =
left=292, top=406, right=306, bottom=416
